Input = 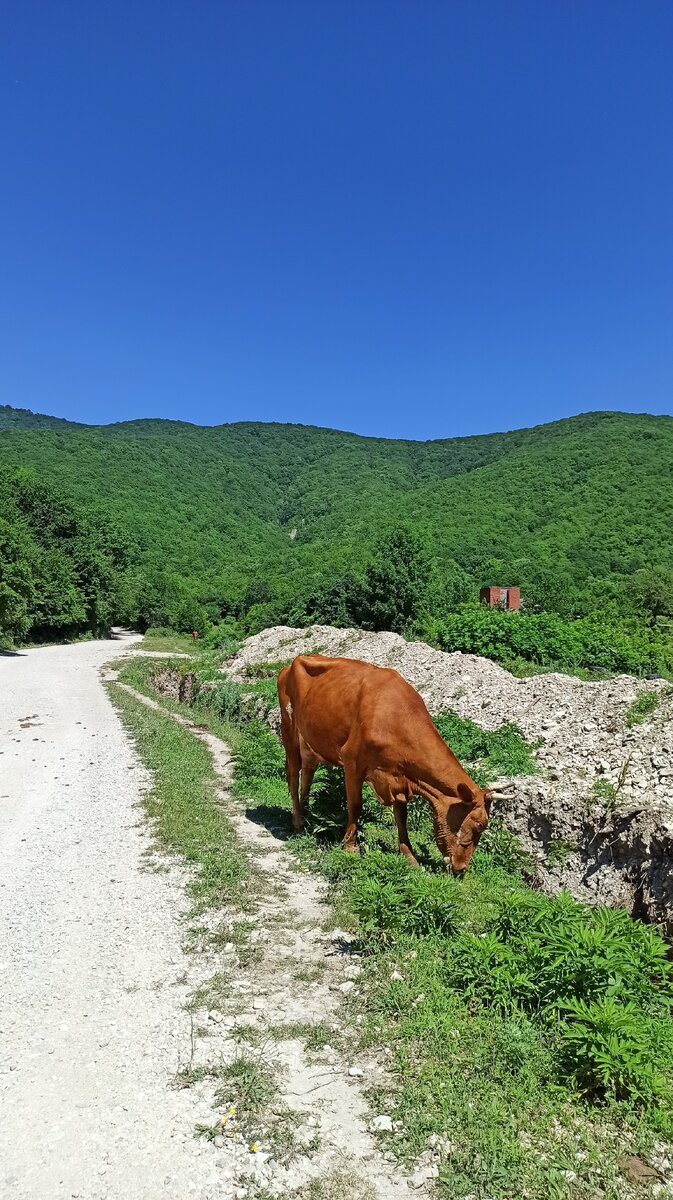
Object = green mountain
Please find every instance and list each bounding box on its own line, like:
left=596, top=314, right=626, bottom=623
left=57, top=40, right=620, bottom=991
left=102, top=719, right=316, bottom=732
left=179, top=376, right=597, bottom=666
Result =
left=1, top=404, right=672, bottom=649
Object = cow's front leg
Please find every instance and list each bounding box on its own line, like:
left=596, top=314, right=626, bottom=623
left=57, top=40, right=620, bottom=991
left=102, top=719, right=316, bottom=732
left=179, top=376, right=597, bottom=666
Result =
left=393, top=800, right=419, bottom=867
left=298, top=758, right=317, bottom=827
left=284, top=747, right=303, bottom=831
left=342, top=764, right=364, bottom=854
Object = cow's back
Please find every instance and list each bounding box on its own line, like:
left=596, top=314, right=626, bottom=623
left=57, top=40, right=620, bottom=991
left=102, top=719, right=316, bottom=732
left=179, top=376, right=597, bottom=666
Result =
left=280, top=655, right=440, bottom=769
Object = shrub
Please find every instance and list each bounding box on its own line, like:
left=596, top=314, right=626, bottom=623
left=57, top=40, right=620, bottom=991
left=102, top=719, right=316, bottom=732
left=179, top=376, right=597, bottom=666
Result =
left=348, top=855, right=462, bottom=942
left=236, top=721, right=286, bottom=786
left=197, top=678, right=245, bottom=725
left=435, top=606, right=672, bottom=677
left=558, top=996, right=673, bottom=1104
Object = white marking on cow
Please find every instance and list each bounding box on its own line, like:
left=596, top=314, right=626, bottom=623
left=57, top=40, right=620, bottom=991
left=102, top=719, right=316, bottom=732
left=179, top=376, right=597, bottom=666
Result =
left=285, top=700, right=293, bottom=718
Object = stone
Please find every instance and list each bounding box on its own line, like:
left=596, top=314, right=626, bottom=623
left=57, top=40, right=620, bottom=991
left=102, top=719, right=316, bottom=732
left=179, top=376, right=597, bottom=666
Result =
left=369, top=1115, right=393, bottom=1133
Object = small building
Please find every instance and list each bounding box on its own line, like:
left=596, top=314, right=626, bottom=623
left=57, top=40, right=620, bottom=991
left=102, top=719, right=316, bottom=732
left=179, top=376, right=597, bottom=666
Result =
left=480, top=585, right=521, bottom=611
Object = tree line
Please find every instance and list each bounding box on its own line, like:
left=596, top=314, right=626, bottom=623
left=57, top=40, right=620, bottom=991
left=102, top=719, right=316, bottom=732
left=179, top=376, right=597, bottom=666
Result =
left=1, top=406, right=673, bottom=674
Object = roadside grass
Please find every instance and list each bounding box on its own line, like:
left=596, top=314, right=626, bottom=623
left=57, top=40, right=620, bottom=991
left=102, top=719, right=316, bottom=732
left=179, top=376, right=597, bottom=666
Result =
left=108, top=683, right=255, bottom=914
left=141, top=632, right=199, bottom=655
left=115, top=654, right=673, bottom=1198
left=193, top=1050, right=312, bottom=1164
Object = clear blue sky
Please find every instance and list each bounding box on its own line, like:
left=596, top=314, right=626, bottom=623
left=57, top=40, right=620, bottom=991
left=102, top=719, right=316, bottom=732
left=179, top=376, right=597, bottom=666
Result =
left=2, top=1, right=672, bottom=439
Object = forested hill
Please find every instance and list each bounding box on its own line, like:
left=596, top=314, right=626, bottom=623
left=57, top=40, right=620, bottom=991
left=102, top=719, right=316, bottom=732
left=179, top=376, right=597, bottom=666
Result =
left=1, top=404, right=673, bottom=657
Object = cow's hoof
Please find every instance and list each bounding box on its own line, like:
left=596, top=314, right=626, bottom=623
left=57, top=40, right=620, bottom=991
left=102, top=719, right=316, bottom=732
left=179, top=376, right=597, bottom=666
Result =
left=342, top=842, right=361, bottom=856
left=399, top=848, right=420, bottom=867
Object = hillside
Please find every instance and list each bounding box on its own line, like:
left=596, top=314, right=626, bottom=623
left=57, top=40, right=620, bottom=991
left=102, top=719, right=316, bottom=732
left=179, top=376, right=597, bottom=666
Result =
left=1, top=405, right=673, bottom=647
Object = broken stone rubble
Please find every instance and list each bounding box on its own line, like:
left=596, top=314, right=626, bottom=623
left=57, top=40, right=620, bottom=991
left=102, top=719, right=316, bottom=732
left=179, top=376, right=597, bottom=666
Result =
left=223, top=625, right=673, bottom=933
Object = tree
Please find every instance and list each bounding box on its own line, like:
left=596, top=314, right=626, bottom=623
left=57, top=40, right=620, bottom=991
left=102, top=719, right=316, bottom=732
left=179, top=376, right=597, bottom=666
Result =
left=354, top=528, right=433, bottom=635
left=626, top=568, right=673, bottom=625
left=0, top=518, right=35, bottom=645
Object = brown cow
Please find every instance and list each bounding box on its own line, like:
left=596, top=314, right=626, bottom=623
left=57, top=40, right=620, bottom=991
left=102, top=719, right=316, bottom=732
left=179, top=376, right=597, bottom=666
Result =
left=277, top=654, right=509, bottom=875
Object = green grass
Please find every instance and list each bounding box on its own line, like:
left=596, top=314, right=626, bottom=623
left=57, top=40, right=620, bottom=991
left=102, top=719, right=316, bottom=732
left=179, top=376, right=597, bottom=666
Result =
left=142, top=632, right=199, bottom=655
left=109, top=683, right=255, bottom=913
left=625, top=690, right=659, bottom=727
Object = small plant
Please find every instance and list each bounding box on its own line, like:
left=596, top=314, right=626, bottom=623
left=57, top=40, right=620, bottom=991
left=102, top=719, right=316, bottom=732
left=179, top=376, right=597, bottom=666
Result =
left=472, top=819, right=533, bottom=877
left=545, top=839, right=577, bottom=867
left=348, top=854, right=462, bottom=942
left=625, top=690, right=659, bottom=727
left=213, top=1054, right=279, bottom=1124
left=592, top=778, right=616, bottom=802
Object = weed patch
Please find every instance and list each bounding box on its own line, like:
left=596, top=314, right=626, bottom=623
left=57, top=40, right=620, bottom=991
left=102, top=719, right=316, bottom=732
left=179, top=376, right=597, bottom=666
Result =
left=625, top=691, right=659, bottom=727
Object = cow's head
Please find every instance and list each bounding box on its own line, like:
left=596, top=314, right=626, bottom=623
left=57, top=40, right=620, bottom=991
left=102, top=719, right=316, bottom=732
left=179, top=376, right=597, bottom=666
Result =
left=430, top=784, right=507, bottom=876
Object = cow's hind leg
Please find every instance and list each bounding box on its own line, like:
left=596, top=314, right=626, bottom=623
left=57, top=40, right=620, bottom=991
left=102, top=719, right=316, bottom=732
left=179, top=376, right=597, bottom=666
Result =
left=393, top=800, right=419, bottom=867
left=342, top=762, right=365, bottom=854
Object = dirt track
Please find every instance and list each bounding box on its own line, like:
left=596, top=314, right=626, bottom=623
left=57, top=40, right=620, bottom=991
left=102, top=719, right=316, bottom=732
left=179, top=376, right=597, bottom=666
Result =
left=0, top=637, right=230, bottom=1199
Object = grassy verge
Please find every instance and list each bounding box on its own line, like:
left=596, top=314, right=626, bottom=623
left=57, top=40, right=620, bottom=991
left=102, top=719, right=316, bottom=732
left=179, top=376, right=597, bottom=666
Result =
left=115, top=654, right=673, bottom=1199
left=140, top=633, right=200, bottom=655
left=108, top=682, right=254, bottom=914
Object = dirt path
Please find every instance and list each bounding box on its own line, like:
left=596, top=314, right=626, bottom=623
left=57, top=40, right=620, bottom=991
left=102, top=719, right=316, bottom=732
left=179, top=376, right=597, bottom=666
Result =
left=0, top=637, right=234, bottom=1199
left=113, top=682, right=422, bottom=1200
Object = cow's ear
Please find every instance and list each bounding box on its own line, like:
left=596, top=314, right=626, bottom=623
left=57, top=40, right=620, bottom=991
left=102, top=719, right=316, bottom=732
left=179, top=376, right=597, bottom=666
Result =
left=483, top=789, right=493, bottom=815
left=457, top=782, right=477, bottom=807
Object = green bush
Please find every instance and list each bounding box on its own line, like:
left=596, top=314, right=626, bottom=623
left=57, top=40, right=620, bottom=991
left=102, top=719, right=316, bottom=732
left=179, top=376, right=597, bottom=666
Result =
left=236, top=720, right=286, bottom=786
left=436, top=606, right=672, bottom=677
left=558, top=996, right=673, bottom=1104
left=348, top=854, right=462, bottom=942
left=197, top=678, right=245, bottom=725
left=433, top=710, right=538, bottom=783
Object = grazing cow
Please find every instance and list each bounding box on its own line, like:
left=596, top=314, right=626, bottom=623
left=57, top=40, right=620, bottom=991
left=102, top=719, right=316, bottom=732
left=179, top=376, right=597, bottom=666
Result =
left=277, top=655, right=509, bottom=875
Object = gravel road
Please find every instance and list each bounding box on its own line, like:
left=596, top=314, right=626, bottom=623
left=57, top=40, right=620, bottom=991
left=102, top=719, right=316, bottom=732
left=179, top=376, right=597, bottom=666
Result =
left=0, top=637, right=228, bottom=1199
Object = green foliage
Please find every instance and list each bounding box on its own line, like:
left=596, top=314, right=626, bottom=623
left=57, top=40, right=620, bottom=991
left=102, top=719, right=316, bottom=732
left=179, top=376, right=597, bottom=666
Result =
left=0, top=466, right=130, bottom=644
left=592, top=779, right=616, bottom=802
left=108, top=684, right=255, bottom=913
left=626, top=566, right=673, bottom=624
left=558, top=996, right=673, bottom=1104
left=432, top=710, right=538, bottom=784
left=436, top=604, right=672, bottom=676
left=353, top=527, right=433, bottom=634
left=2, top=405, right=673, bottom=673
left=348, top=853, right=462, bottom=941
left=625, top=690, right=659, bottom=726
left=0, top=516, right=35, bottom=644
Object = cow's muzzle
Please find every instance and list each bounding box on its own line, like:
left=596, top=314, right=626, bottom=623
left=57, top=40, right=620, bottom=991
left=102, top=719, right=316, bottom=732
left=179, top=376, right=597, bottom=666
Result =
left=444, top=856, right=466, bottom=879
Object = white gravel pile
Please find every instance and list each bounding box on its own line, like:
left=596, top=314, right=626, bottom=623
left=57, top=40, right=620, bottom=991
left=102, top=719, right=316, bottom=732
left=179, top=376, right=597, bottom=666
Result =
left=225, top=625, right=673, bottom=929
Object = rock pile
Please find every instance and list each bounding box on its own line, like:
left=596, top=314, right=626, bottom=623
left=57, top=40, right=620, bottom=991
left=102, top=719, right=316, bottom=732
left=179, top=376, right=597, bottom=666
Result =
left=224, top=625, right=673, bottom=931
